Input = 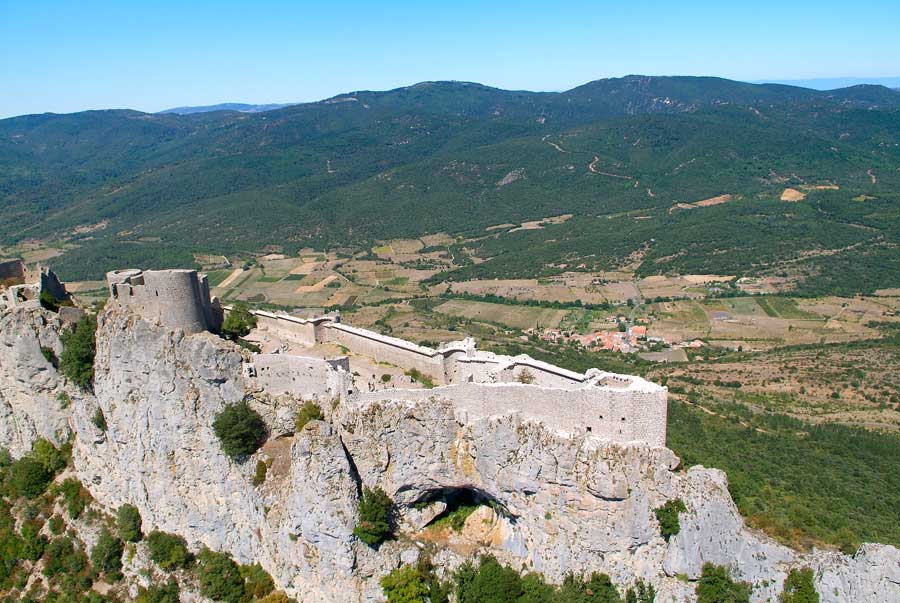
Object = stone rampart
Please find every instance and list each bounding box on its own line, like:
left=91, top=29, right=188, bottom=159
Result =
left=349, top=379, right=668, bottom=446
left=322, top=323, right=447, bottom=382
left=252, top=311, right=320, bottom=346
left=0, top=259, right=26, bottom=285
left=232, top=307, right=668, bottom=446
left=1, top=264, right=69, bottom=310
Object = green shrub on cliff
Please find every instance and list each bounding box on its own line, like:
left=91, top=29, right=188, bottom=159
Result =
left=147, top=531, right=192, bottom=571
left=696, top=563, right=750, bottom=603
left=654, top=499, right=687, bottom=541
left=240, top=562, right=276, bottom=601
left=91, top=527, right=124, bottom=581
left=19, top=521, right=47, bottom=561
left=116, top=504, right=142, bottom=542
left=8, top=457, right=53, bottom=499
left=780, top=568, right=819, bottom=603
left=221, top=302, right=257, bottom=340
left=353, top=487, right=394, bottom=546
left=212, top=402, right=267, bottom=460
left=91, top=408, right=107, bottom=431
left=381, top=564, right=430, bottom=603
left=59, top=314, right=97, bottom=390
left=136, top=579, right=181, bottom=603
left=196, top=548, right=245, bottom=603
left=294, top=401, right=323, bottom=432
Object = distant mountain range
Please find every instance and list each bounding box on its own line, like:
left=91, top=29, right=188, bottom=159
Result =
left=2, top=75, right=899, bottom=294
left=158, top=77, right=900, bottom=115
left=752, top=76, right=900, bottom=90
left=158, top=102, right=296, bottom=115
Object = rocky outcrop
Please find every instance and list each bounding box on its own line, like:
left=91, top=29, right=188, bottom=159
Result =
left=71, top=309, right=264, bottom=562
left=2, top=303, right=899, bottom=602
left=0, top=306, right=77, bottom=456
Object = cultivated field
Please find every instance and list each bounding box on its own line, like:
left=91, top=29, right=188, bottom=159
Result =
left=432, top=299, right=568, bottom=330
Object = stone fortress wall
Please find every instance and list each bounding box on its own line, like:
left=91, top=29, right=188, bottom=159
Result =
left=248, top=309, right=669, bottom=446
left=244, top=354, right=353, bottom=400
left=106, top=269, right=223, bottom=334
left=102, top=270, right=666, bottom=446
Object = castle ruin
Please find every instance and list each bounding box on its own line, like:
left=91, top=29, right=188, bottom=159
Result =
left=104, top=269, right=668, bottom=447
left=106, top=269, right=223, bottom=334
left=0, top=260, right=71, bottom=312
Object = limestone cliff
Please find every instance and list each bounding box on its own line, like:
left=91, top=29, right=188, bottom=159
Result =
left=2, top=303, right=899, bottom=602
left=0, top=306, right=77, bottom=456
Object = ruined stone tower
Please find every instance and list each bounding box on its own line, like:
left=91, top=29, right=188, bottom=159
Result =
left=106, top=269, right=222, bottom=334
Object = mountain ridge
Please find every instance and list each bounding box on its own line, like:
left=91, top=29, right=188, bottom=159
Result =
left=2, top=75, right=899, bottom=293
left=7, top=75, right=900, bottom=120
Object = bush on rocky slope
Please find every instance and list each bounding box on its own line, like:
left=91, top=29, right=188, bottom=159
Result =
left=780, top=568, right=820, bottom=603
left=59, top=314, right=97, bottom=390
left=136, top=578, right=181, bottom=603
left=293, top=401, right=323, bottom=432
left=116, top=503, right=142, bottom=542
left=147, top=531, right=193, bottom=571
left=212, top=402, right=267, bottom=460
left=696, top=563, right=751, bottom=603
left=196, top=548, right=244, bottom=603
left=654, top=499, right=687, bottom=541
left=353, top=487, right=394, bottom=546
left=91, top=527, right=124, bottom=581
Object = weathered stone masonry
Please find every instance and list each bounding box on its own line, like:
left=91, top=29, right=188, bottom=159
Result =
left=247, top=309, right=669, bottom=446
left=106, top=268, right=223, bottom=334
left=106, top=270, right=667, bottom=447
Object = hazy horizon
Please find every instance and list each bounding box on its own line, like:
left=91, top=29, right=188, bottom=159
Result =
left=1, top=74, right=898, bottom=120
left=3, top=0, right=899, bottom=119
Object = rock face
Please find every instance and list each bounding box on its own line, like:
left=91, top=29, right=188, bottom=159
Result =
left=0, top=306, right=76, bottom=456
left=71, top=309, right=264, bottom=562
left=2, top=303, right=899, bottom=603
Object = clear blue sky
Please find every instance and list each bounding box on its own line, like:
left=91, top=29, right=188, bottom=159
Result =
left=2, top=0, right=898, bottom=118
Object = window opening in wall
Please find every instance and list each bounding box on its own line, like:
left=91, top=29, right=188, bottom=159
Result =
left=599, top=415, right=603, bottom=420
left=621, top=417, right=626, bottom=421
left=586, top=426, right=592, bottom=432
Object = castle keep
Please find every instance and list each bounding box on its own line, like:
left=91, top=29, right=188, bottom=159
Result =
left=105, top=269, right=668, bottom=447
left=106, top=269, right=223, bottom=334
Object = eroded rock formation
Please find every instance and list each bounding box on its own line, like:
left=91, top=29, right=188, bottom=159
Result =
left=1, top=303, right=898, bottom=602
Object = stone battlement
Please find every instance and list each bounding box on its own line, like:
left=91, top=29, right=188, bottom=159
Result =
left=245, top=308, right=669, bottom=446
left=106, top=269, right=222, bottom=334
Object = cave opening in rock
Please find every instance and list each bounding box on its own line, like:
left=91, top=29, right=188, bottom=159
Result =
left=415, top=486, right=513, bottom=531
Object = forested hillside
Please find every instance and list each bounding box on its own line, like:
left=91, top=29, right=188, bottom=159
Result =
left=2, top=75, right=899, bottom=293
